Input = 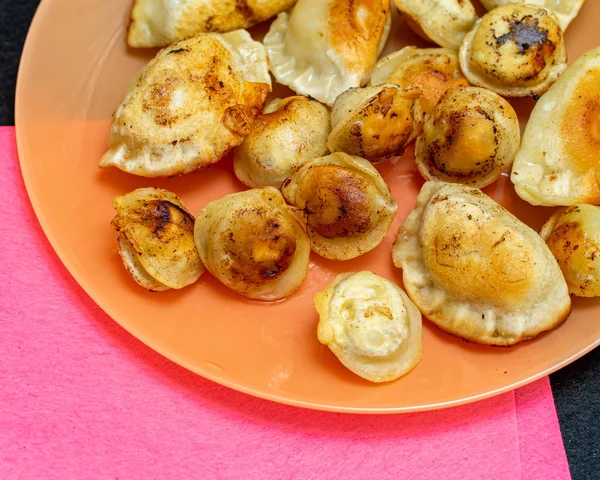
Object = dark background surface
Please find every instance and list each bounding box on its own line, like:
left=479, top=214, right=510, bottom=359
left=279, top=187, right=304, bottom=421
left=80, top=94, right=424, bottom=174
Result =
left=3, top=0, right=599, bottom=478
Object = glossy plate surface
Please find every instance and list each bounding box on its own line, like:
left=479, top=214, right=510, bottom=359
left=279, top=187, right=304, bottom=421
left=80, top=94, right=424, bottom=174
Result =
left=16, top=0, right=600, bottom=412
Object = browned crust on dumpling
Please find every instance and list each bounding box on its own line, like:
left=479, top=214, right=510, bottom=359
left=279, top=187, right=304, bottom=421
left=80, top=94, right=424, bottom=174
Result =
left=328, top=0, right=390, bottom=72
left=128, top=0, right=298, bottom=48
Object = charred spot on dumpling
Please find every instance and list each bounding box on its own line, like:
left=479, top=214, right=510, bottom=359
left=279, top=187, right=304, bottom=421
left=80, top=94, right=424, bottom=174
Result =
left=460, top=5, right=566, bottom=97
left=302, top=165, right=372, bottom=239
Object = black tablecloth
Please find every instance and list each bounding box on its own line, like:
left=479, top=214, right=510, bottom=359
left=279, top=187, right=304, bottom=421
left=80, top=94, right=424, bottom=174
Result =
left=3, top=1, right=598, bottom=477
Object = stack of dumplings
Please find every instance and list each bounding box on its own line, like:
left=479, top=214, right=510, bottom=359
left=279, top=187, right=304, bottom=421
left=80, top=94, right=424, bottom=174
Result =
left=101, top=0, right=598, bottom=384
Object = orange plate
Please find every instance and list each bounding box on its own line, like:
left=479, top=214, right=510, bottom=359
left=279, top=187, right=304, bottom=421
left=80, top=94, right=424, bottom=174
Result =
left=16, top=0, right=600, bottom=413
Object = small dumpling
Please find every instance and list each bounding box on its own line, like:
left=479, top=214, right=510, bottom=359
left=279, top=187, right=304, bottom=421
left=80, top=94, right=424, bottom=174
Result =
left=459, top=5, right=567, bottom=97
left=128, top=0, right=298, bottom=48
left=540, top=205, right=600, bottom=297
left=479, top=0, right=585, bottom=32
left=328, top=84, right=420, bottom=163
left=111, top=188, right=204, bottom=291
left=315, top=271, right=422, bottom=383
left=282, top=152, right=397, bottom=260
left=511, top=47, right=600, bottom=206
left=392, top=181, right=571, bottom=346
left=194, top=188, right=310, bottom=300
left=100, top=30, right=271, bottom=177
left=263, top=0, right=391, bottom=105
left=233, top=96, right=330, bottom=189
left=369, top=46, right=469, bottom=128
left=393, top=0, right=477, bottom=50
left=415, top=87, right=520, bottom=188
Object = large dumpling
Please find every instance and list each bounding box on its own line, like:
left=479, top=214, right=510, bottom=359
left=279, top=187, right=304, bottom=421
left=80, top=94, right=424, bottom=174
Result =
left=315, top=271, right=422, bottom=383
left=328, top=84, right=420, bottom=163
left=128, top=0, right=298, bottom=48
left=263, top=0, right=391, bottom=105
left=111, top=188, right=204, bottom=291
left=100, top=30, right=271, bottom=177
left=415, top=87, right=520, bottom=188
left=282, top=152, right=397, bottom=260
left=369, top=46, right=469, bottom=128
left=511, top=47, right=600, bottom=206
left=540, top=205, right=600, bottom=297
left=392, top=181, right=571, bottom=346
left=479, top=1, right=585, bottom=31
left=459, top=4, right=567, bottom=97
left=393, top=0, right=477, bottom=50
left=233, top=96, right=330, bottom=189
left=194, top=188, right=310, bottom=300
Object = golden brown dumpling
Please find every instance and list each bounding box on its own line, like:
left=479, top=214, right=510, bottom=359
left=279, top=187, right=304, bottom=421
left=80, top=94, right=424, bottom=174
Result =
left=328, top=84, right=420, bottom=163
left=263, top=0, right=391, bottom=105
left=282, top=153, right=397, bottom=260
left=100, top=30, right=271, bottom=177
left=415, top=87, right=520, bottom=188
left=393, top=181, right=571, bottom=346
left=540, top=205, right=600, bottom=297
left=128, top=0, right=298, bottom=48
left=315, top=271, right=422, bottom=383
left=479, top=0, right=585, bottom=31
left=394, top=0, right=477, bottom=49
left=111, top=188, right=204, bottom=291
left=233, top=96, right=330, bottom=189
left=369, top=46, right=469, bottom=127
left=459, top=5, right=567, bottom=97
left=511, top=47, right=600, bottom=206
left=194, top=188, right=310, bottom=300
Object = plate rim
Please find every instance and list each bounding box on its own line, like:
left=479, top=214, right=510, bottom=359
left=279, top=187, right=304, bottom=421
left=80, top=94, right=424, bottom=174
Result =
left=14, top=0, right=600, bottom=414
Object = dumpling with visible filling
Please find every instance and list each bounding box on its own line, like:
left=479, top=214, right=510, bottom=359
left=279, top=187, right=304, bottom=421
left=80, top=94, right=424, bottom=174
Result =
left=511, top=47, right=600, bottom=206
left=194, top=188, right=310, bottom=300
left=111, top=188, right=204, bottom=291
left=459, top=5, right=567, bottom=97
left=100, top=30, right=271, bottom=177
left=233, top=96, right=330, bottom=189
left=263, top=0, right=391, bottom=105
left=282, top=152, right=397, bottom=260
left=369, top=46, right=470, bottom=129
left=128, top=0, right=298, bottom=48
left=392, top=181, right=571, bottom=346
left=393, top=0, right=477, bottom=49
left=328, top=84, right=420, bottom=163
left=479, top=0, right=585, bottom=31
left=315, top=271, right=422, bottom=383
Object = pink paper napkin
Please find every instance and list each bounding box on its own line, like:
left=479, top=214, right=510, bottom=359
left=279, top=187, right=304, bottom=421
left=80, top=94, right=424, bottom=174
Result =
left=0, top=127, right=570, bottom=479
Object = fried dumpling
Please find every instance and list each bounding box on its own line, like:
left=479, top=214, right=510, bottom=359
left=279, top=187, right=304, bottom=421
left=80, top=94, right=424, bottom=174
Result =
left=233, top=96, right=330, bottom=189
left=393, top=0, right=477, bottom=50
left=315, top=271, right=422, bottom=383
left=369, top=46, right=469, bottom=128
left=128, top=0, right=298, bottom=48
left=459, top=4, right=567, bottom=97
left=392, top=181, right=571, bottom=346
left=111, top=188, right=204, bottom=291
left=479, top=0, right=585, bottom=32
left=415, top=87, right=520, bottom=188
left=282, top=152, right=397, bottom=260
left=511, top=47, right=600, bottom=206
left=263, top=0, right=391, bottom=105
left=540, top=205, right=600, bottom=297
left=328, top=84, right=420, bottom=163
left=100, top=30, right=271, bottom=177
left=194, top=188, right=310, bottom=300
